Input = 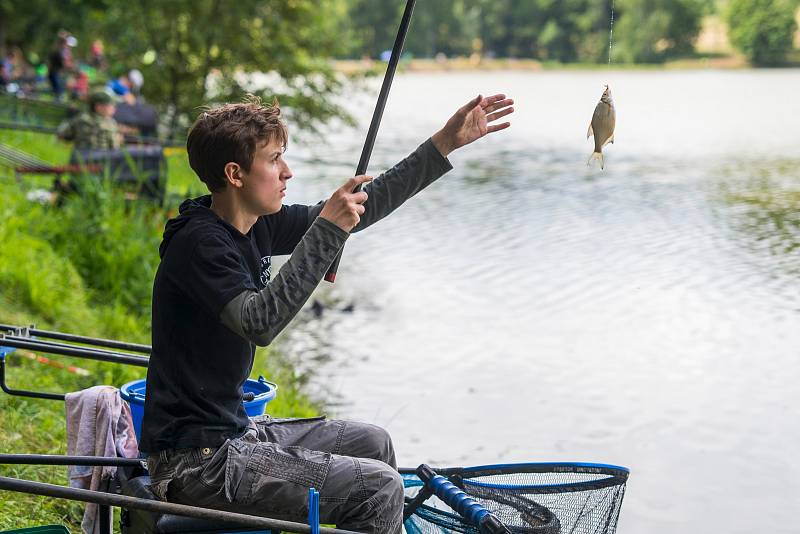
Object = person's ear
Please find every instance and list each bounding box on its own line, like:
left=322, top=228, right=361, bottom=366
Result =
left=223, top=162, right=244, bottom=188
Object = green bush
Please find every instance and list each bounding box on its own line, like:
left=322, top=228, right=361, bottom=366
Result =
left=29, top=175, right=164, bottom=320
left=0, top=194, right=96, bottom=331
left=615, top=0, right=706, bottom=62
left=727, top=0, right=799, bottom=65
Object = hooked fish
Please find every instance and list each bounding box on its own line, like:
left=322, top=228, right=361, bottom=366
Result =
left=587, top=85, right=615, bottom=170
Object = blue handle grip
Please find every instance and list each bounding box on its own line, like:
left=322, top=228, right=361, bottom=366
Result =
left=416, top=464, right=510, bottom=534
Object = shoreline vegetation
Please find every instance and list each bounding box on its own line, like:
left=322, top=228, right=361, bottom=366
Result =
left=333, top=13, right=800, bottom=74
left=333, top=53, right=758, bottom=75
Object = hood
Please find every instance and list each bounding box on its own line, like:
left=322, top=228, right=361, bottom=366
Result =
left=159, top=195, right=216, bottom=258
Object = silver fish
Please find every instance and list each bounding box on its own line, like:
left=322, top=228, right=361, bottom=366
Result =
left=587, top=85, right=615, bottom=169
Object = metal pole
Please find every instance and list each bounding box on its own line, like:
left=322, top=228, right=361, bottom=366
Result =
left=324, top=0, right=417, bottom=283
left=1, top=357, right=68, bottom=401
left=0, top=336, right=149, bottom=367
left=1, top=335, right=149, bottom=360
left=0, top=454, right=145, bottom=468
left=0, top=476, right=363, bottom=534
left=20, top=326, right=151, bottom=353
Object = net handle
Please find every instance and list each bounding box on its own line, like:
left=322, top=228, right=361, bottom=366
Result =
left=416, top=464, right=510, bottom=534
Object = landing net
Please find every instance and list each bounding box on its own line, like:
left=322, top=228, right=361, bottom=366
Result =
left=403, top=462, right=628, bottom=534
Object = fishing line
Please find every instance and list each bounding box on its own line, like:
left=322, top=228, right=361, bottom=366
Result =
left=608, top=0, right=616, bottom=68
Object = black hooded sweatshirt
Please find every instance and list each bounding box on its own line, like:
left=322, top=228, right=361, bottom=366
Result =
left=140, top=196, right=323, bottom=452
left=140, top=139, right=451, bottom=453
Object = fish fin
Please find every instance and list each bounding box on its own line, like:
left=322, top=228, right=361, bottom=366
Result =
left=586, top=123, right=594, bottom=139
left=587, top=151, right=604, bottom=170
left=603, top=134, right=615, bottom=147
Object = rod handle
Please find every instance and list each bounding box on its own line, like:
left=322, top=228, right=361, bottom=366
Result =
left=415, top=464, right=510, bottom=534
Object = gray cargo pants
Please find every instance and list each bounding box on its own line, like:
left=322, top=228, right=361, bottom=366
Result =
left=146, top=415, right=404, bottom=533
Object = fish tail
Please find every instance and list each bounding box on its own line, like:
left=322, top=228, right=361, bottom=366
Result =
left=587, top=151, right=604, bottom=170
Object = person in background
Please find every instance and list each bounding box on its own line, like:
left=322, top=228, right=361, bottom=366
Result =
left=89, top=40, right=107, bottom=71
left=111, top=71, right=159, bottom=138
left=127, top=69, right=144, bottom=96
left=48, top=31, right=76, bottom=100
left=1, top=47, right=14, bottom=90
left=2, top=47, right=37, bottom=95
left=57, top=89, right=121, bottom=149
left=71, top=70, right=90, bottom=100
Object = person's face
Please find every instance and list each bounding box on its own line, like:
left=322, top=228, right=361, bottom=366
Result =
left=95, top=102, right=115, bottom=118
left=239, top=137, right=292, bottom=216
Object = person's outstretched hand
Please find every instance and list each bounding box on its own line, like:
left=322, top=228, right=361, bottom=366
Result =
left=431, top=93, right=514, bottom=157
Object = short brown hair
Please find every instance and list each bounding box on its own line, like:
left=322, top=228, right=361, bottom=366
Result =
left=186, top=96, right=288, bottom=192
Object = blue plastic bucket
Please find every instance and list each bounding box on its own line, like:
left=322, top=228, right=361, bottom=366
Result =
left=120, top=376, right=278, bottom=443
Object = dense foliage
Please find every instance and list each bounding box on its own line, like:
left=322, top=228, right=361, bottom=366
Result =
left=346, top=0, right=711, bottom=63
left=1, top=0, right=353, bottom=135
left=727, top=0, right=799, bottom=65
left=613, top=0, right=705, bottom=62
left=93, top=0, right=351, bottom=133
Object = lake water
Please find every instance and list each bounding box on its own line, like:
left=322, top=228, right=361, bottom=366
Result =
left=277, top=70, right=800, bottom=534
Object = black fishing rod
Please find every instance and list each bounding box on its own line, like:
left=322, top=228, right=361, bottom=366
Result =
left=0, top=335, right=149, bottom=367
left=0, top=454, right=144, bottom=467
left=0, top=476, right=363, bottom=534
left=0, top=323, right=151, bottom=353
left=324, top=0, right=416, bottom=283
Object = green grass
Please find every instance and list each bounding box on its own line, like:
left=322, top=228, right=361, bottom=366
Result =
left=0, top=129, right=319, bottom=531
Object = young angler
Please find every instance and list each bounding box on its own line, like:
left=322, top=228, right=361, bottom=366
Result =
left=141, top=93, right=514, bottom=533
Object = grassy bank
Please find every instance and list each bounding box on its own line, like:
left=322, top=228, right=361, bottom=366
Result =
left=0, top=130, right=318, bottom=530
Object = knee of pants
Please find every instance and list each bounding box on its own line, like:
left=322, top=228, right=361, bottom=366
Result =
left=354, top=460, right=405, bottom=527
left=353, top=423, right=397, bottom=467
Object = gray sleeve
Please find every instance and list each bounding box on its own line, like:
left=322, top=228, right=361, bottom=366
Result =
left=220, top=217, right=349, bottom=346
left=306, top=138, right=453, bottom=230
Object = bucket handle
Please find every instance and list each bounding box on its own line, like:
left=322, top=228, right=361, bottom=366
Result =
left=125, top=389, right=146, bottom=401
left=257, top=376, right=278, bottom=391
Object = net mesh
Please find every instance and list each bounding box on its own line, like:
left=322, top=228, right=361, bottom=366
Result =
left=403, top=463, right=628, bottom=534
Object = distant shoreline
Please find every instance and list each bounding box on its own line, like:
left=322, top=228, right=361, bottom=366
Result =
left=331, top=12, right=800, bottom=74
left=332, top=54, right=778, bottom=75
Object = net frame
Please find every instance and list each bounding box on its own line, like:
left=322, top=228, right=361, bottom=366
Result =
left=402, top=462, right=629, bottom=534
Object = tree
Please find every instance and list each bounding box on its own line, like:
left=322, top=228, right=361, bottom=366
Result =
left=344, top=0, right=405, bottom=58
left=727, top=0, right=798, bottom=65
left=0, top=0, right=107, bottom=65
left=91, top=0, right=352, bottom=135
left=614, top=0, right=704, bottom=62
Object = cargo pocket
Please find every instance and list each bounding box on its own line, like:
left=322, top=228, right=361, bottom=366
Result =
left=227, top=441, right=332, bottom=511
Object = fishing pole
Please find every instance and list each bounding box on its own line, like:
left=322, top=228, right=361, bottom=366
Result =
left=0, top=323, right=152, bottom=353
left=0, top=476, right=363, bottom=534
left=0, top=335, right=149, bottom=366
left=324, top=0, right=417, bottom=283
